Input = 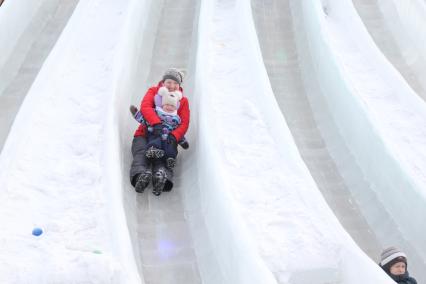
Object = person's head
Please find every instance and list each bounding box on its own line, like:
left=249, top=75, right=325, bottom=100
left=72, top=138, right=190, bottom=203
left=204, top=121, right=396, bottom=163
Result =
left=162, top=68, right=185, bottom=92
left=380, top=247, right=408, bottom=276
left=158, top=87, right=182, bottom=113
left=390, top=261, right=406, bottom=275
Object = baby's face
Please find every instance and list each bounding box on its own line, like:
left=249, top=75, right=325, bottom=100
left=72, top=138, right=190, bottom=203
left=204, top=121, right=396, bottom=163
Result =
left=164, top=79, right=180, bottom=92
left=163, top=104, right=177, bottom=113
left=390, top=262, right=406, bottom=275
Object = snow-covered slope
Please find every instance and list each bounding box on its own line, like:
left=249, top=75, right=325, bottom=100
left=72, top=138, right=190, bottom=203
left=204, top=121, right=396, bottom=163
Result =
left=0, top=0, right=141, bottom=283
left=0, top=0, right=424, bottom=283
left=251, top=0, right=382, bottom=259
left=182, top=0, right=392, bottom=282
left=291, top=0, right=426, bottom=280
left=352, top=0, right=426, bottom=101
left=0, top=0, right=78, bottom=150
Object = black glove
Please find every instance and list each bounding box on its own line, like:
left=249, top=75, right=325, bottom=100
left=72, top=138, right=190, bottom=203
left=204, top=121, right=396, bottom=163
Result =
left=179, top=140, right=189, bottom=149
left=152, top=124, right=163, bottom=138
left=167, top=134, right=178, bottom=148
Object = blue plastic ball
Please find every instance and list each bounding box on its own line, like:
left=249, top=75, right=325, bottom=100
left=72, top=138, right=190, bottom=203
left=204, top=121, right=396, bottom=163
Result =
left=32, top=227, right=43, bottom=236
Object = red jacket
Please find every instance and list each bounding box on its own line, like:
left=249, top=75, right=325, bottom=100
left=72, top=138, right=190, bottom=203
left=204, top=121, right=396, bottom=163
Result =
left=134, top=82, right=190, bottom=141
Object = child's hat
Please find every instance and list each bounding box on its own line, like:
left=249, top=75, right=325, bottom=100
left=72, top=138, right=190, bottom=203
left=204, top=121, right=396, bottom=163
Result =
left=380, top=247, right=407, bottom=270
left=162, top=68, right=185, bottom=85
left=158, top=87, right=182, bottom=108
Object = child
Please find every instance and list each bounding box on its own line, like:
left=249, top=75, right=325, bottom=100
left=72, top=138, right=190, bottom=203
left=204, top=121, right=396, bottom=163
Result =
left=130, top=87, right=188, bottom=169
left=379, top=247, right=417, bottom=284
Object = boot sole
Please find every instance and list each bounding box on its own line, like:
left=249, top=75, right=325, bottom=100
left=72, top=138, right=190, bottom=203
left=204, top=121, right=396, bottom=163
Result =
left=152, top=171, right=166, bottom=196
left=166, top=158, right=176, bottom=169
left=135, top=172, right=152, bottom=193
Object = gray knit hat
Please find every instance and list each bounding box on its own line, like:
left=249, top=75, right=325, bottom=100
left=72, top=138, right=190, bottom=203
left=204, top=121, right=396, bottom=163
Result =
left=162, top=68, right=184, bottom=85
left=380, top=247, right=407, bottom=267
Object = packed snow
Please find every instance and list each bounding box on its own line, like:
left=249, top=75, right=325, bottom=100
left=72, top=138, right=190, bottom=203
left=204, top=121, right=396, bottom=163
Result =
left=0, top=0, right=424, bottom=283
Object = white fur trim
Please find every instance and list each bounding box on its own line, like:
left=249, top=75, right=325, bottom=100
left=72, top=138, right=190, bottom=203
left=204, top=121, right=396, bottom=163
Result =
left=380, top=252, right=407, bottom=266
left=158, top=86, right=168, bottom=96
left=174, top=91, right=182, bottom=100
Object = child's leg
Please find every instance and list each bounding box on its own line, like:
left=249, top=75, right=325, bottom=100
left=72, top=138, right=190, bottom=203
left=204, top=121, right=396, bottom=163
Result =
left=145, top=133, right=165, bottom=159
left=163, top=138, right=179, bottom=168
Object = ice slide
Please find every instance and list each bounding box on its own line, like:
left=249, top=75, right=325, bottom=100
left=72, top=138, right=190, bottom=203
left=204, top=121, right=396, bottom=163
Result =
left=352, top=0, right=426, bottom=101
left=251, top=0, right=382, bottom=258
left=120, top=0, right=203, bottom=283
left=0, top=0, right=424, bottom=284
left=263, top=0, right=426, bottom=281
left=251, top=0, right=426, bottom=282
left=0, top=0, right=203, bottom=283
left=0, top=0, right=79, bottom=151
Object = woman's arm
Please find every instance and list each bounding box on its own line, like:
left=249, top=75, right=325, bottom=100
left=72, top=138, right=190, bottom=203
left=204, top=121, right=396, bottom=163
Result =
left=171, top=97, right=190, bottom=141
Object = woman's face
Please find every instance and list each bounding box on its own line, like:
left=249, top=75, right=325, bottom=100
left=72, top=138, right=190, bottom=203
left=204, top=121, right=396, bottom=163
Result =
left=164, top=79, right=180, bottom=92
left=390, top=262, right=406, bottom=275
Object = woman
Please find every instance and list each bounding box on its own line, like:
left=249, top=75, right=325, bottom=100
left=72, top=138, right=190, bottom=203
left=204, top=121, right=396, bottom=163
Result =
left=130, top=68, right=190, bottom=196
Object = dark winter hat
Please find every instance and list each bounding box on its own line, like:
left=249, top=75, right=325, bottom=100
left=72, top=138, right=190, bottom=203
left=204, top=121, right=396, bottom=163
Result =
left=380, top=247, right=407, bottom=272
left=162, top=68, right=184, bottom=85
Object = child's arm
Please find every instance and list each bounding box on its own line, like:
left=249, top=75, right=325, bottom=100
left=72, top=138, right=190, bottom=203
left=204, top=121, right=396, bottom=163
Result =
left=171, top=98, right=190, bottom=141
left=141, top=87, right=162, bottom=126
left=129, top=105, right=146, bottom=124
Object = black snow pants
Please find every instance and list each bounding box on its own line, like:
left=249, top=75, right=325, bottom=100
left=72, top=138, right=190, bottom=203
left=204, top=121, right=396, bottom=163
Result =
left=130, top=136, right=174, bottom=192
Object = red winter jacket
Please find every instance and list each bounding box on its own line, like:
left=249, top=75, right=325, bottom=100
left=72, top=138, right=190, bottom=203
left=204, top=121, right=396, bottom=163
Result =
left=134, top=82, right=190, bottom=141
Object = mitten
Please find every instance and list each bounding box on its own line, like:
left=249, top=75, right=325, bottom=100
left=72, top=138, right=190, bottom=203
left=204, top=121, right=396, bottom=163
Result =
left=130, top=105, right=145, bottom=124
left=179, top=140, right=189, bottom=149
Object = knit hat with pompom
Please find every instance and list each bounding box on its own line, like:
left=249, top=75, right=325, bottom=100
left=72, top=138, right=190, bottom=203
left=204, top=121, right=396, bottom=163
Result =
left=162, top=68, right=185, bottom=85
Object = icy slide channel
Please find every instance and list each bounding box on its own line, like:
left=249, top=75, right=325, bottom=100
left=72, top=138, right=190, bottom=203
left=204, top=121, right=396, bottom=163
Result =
left=123, top=0, right=394, bottom=282
left=276, top=0, right=426, bottom=282
left=120, top=0, right=203, bottom=283
left=0, top=0, right=423, bottom=283
left=252, top=0, right=426, bottom=282
left=0, top=0, right=79, bottom=151
left=353, top=0, right=426, bottom=101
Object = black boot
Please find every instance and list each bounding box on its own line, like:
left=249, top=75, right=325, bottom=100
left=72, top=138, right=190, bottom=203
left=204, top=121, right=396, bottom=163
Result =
left=166, top=157, right=176, bottom=169
left=152, top=169, right=166, bottom=196
left=135, top=171, right=152, bottom=193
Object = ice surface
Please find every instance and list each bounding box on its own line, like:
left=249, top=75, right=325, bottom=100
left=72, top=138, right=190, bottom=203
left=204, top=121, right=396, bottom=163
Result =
left=292, top=0, right=426, bottom=281
left=353, top=0, right=426, bottom=101
left=0, top=0, right=79, bottom=150
left=0, top=0, right=424, bottom=283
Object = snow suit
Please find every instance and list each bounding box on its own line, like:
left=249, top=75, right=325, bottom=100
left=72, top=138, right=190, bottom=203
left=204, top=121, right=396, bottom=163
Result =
left=145, top=106, right=181, bottom=162
left=134, top=83, right=189, bottom=141
left=131, top=106, right=189, bottom=149
left=387, top=272, right=417, bottom=284
left=130, top=82, right=190, bottom=193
